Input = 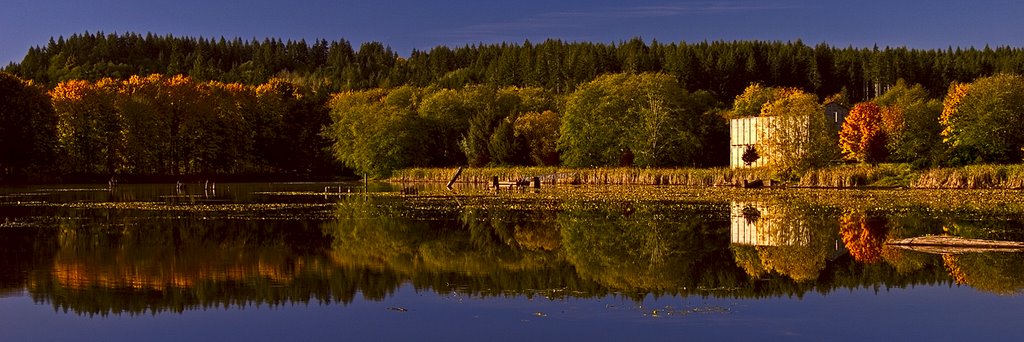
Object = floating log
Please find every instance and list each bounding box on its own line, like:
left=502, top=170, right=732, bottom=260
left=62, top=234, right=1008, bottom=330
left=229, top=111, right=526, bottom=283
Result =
left=886, top=235, right=1024, bottom=254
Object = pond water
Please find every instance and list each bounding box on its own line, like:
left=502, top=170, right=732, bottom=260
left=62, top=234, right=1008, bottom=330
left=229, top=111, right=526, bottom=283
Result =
left=1, top=182, right=1024, bottom=341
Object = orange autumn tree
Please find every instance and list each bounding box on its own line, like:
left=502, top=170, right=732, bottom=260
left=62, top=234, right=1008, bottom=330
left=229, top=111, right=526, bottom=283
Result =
left=50, top=78, right=122, bottom=174
left=838, top=102, right=888, bottom=164
left=50, top=75, right=308, bottom=177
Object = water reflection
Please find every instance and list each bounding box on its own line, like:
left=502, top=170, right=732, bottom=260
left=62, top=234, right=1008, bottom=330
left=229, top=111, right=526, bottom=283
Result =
left=729, top=201, right=842, bottom=283
left=2, top=185, right=1023, bottom=317
left=559, top=201, right=738, bottom=294
left=730, top=200, right=1024, bottom=294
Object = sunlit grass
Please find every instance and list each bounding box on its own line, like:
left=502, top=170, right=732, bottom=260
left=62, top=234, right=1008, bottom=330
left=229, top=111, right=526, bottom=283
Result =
left=391, top=166, right=776, bottom=186
left=376, top=185, right=1024, bottom=217
left=913, top=164, right=1024, bottom=189
left=799, top=164, right=914, bottom=188
left=394, top=164, right=1024, bottom=189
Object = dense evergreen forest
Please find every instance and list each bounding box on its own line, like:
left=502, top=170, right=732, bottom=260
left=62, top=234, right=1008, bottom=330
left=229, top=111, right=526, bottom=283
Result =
left=5, top=31, right=1024, bottom=181
left=10, top=31, right=1024, bottom=101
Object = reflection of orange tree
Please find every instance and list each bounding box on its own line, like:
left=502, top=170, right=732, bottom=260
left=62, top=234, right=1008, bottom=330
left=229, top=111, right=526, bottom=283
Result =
left=941, top=253, right=1024, bottom=295
left=839, top=211, right=888, bottom=263
left=942, top=255, right=969, bottom=286
left=49, top=220, right=316, bottom=291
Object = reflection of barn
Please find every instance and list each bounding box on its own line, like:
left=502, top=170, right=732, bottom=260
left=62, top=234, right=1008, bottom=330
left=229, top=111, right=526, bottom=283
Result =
left=729, top=202, right=847, bottom=256
left=729, top=102, right=849, bottom=169
left=729, top=202, right=808, bottom=246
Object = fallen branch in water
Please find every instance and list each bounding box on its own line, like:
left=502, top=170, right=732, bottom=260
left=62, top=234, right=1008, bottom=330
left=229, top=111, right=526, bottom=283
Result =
left=886, top=235, right=1024, bottom=254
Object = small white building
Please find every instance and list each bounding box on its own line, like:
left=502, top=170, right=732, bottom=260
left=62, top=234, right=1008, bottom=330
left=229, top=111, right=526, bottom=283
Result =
left=729, top=116, right=773, bottom=168
left=729, top=102, right=848, bottom=169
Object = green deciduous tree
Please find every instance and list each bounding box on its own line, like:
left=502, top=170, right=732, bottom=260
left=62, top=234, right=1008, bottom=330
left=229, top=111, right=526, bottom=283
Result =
left=873, top=80, right=943, bottom=167
left=453, top=86, right=554, bottom=167
left=418, top=88, right=474, bottom=166
left=327, top=88, right=428, bottom=177
left=559, top=73, right=719, bottom=168
left=940, top=74, right=1024, bottom=164
left=487, top=116, right=525, bottom=165
left=0, top=72, right=57, bottom=180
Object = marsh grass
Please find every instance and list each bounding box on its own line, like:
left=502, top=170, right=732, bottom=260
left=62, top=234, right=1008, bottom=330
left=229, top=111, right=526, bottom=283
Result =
left=912, top=164, right=1024, bottom=189
left=798, top=164, right=914, bottom=188
left=805, top=163, right=1024, bottom=189
left=391, top=167, right=777, bottom=187
left=393, top=163, right=1024, bottom=189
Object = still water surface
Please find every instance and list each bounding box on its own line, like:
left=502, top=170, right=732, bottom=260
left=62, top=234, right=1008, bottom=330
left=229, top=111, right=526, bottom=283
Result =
left=1, top=182, right=1023, bottom=341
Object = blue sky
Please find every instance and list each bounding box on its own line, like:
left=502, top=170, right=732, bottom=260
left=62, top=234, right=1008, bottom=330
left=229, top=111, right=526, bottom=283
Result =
left=4, top=0, right=1024, bottom=66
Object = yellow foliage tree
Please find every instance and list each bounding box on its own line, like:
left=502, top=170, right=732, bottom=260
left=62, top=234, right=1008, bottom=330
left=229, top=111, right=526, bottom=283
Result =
left=513, top=110, right=560, bottom=166
left=729, top=83, right=802, bottom=118
left=939, top=82, right=971, bottom=146
left=755, top=90, right=835, bottom=175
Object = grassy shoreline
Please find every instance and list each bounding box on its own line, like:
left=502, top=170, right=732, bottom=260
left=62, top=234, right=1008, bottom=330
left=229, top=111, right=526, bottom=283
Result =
left=389, top=164, right=1024, bottom=189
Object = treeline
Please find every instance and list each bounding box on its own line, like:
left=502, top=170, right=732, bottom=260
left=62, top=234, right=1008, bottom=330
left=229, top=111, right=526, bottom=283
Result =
left=9, top=32, right=1024, bottom=180
left=0, top=72, right=338, bottom=181
left=10, top=32, right=1024, bottom=102
left=327, top=73, right=727, bottom=177
left=831, top=73, right=1024, bottom=170
left=7, top=71, right=1024, bottom=181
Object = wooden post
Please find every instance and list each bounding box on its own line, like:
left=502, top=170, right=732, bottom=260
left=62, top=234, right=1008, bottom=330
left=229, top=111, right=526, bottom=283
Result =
left=533, top=177, right=540, bottom=189
left=492, top=176, right=500, bottom=190
left=446, top=166, right=463, bottom=190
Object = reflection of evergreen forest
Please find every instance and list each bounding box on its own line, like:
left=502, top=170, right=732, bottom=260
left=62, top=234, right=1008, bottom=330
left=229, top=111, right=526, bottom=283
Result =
left=2, top=196, right=1023, bottom=316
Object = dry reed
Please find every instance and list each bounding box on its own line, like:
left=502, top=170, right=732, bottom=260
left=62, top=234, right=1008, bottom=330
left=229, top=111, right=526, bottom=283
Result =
left=391, top=164, right=1024, bottom=189
left=912, top=164, right=1024, bottom=189
left=390, top=166, right=776, bottom=187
